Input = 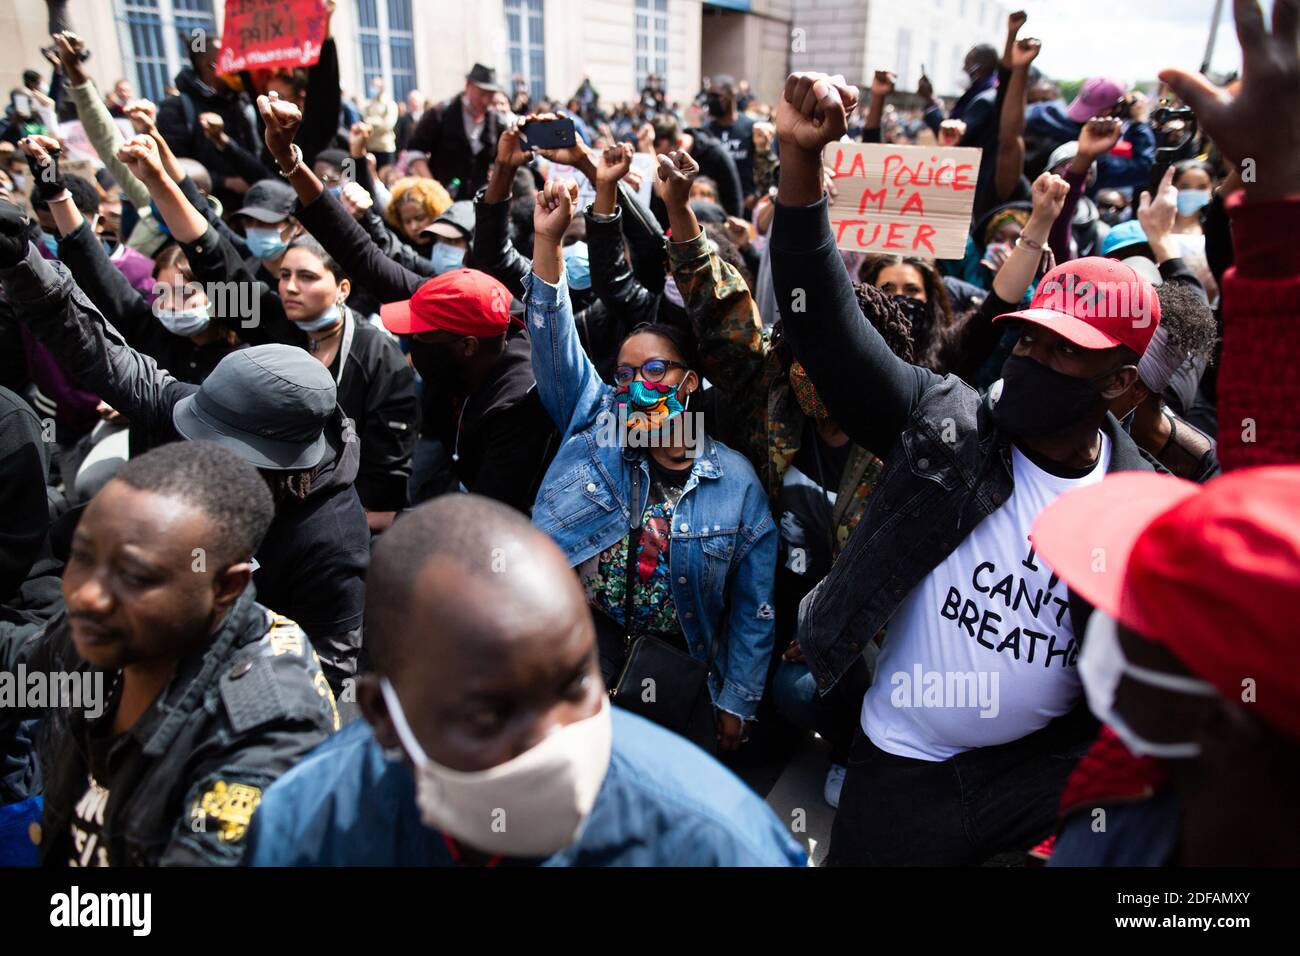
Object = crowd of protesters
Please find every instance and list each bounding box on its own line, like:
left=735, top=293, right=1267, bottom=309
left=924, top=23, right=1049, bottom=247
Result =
left=0, top=0, right=1297, bottom=870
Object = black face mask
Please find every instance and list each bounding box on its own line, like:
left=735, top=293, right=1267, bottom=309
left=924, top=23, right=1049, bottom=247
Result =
left=991, top=354, right=1122, bottom=439
left=409, top=338, right=455, bottom=387
left=891, top=294, right=931, bottom=344
left=705, top=93, right=727, bottom=118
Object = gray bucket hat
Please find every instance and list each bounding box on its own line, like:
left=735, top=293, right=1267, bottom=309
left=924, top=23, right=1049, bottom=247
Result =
left=172, top=344, right=336, bottom=471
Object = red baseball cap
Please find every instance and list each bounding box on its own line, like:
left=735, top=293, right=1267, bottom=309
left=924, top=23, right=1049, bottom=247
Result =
left=379, top=269, right=513, bottom=336
left=994, top=257, right=1161, bottom=355
left=1031, top=466, right=1300, bottom=740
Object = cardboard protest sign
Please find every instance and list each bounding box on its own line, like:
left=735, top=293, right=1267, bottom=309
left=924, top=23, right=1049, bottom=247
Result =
left=824, top=142, right=983, bottom=260
left=58, top=119, right=136, bottom=168
left=216, top=0, right=328, bottom=75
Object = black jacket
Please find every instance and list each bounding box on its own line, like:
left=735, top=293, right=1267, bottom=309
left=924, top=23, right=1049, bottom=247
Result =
left=407, top=95, right=501, bottom=198
left=0, top=245, right=370, bottom=690
left=56, top=219, right=241, bottom=387
left=770, top=196, right=1156, bottom=694
left=157, top=68, right=262, bottom=207
left=329, top=310, right=420, bottom=510
left=410, top=329, right=556, bottom=512
left=0, top=588, right=337, bottom=866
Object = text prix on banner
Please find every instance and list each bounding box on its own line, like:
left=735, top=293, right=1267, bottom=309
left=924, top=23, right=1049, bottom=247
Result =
left=216, top=0, right=329, bottom=75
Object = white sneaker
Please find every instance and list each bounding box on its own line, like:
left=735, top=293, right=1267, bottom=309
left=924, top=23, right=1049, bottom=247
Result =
left=823, top=763, right=847, bottom=809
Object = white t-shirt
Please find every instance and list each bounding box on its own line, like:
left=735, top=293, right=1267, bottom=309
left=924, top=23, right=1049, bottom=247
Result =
left=860, top=434, right=1111, bottom=761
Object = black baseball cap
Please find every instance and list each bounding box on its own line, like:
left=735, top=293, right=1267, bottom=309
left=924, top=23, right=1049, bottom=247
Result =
left=171, top=345, right=336, bottom=471
left=421, top=200, right=475, bottom=241
left=234, top=179, right=297, bottom=224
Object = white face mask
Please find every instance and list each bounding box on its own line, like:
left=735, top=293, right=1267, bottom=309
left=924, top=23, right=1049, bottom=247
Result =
left=955, top=71, right=973, bottom=93
left=1078, top=609, right=1218, bottom=759
left=156, top=304, right=211, bottom=338
left=380, top=677, right=612, bottom=858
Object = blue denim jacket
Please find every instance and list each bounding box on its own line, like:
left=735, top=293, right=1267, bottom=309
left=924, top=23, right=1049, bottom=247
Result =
left=245, top=712, right=806, bottom=866
left=522, top=270, right=777, bottom=720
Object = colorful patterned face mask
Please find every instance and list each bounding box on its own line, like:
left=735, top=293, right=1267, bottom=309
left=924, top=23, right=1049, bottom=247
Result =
left=615, top=379, right=687, bottom=434
left=788, top=360, right=829, bottom=421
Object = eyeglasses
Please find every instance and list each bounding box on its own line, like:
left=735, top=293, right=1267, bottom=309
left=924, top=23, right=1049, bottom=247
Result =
left=614, top=359, right=686, bottom=387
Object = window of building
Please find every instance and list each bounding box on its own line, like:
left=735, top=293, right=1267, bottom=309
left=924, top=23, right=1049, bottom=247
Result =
left=896, top=28, right=912, bottom=87
left=114, top=0, right=216, bottom=103
left=635, top=0, right=669, bottom=93
left=505, top=0, right=546, bottom=103
left=356, top=0, right=417, bottom=103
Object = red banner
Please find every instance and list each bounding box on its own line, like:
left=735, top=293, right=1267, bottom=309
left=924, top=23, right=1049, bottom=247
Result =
left=216, top=0, right=328, bottom=75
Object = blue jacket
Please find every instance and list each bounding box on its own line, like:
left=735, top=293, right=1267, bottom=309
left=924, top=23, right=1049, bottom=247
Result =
left=523, top=270, right=777, bottom=720
left=245, top=710, right=806, bottom=866
left=1025, top=101, right=1157, bottom=192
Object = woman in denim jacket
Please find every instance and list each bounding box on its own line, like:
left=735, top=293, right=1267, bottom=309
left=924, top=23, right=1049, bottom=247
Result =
left=523, top=169, right=777, bottom=754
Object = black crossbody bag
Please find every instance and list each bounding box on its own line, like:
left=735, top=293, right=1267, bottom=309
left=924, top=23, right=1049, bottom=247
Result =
left=609, top=464, right=717, bottom=752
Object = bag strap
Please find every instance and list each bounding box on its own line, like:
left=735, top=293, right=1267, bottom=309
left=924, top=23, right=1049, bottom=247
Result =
left=622, top=460, right=644, bottom=642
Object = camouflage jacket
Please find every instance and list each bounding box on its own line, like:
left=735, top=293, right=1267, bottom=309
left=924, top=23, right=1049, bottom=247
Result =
left=668, top=230, right=883, bottom=559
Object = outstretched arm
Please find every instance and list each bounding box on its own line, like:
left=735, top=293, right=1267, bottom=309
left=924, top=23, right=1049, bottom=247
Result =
left=772, top=72, right=939, bottom=457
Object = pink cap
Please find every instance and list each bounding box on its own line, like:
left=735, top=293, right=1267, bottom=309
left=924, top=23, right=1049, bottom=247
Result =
left=1066, top=77, right=1125, bottom=123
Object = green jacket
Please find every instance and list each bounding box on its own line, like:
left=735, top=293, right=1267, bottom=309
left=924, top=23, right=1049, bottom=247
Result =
left=668, top=229, right=882, bottom=560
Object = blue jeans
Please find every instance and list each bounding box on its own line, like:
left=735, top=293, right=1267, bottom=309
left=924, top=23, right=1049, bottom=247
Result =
left=772, top=654, right=870, bottom=766
left=0, top=796, right=42, bottom=866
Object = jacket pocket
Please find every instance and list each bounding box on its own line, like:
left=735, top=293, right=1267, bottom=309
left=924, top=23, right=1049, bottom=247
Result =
left=537, top=461, right=618, bottom=530
left=900, top=425, right=963, bottom=492
left=698, top=528, right=739, bottom=597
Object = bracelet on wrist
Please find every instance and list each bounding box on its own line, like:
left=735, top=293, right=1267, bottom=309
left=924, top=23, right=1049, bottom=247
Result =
left=277, top=144, right=303, bottom=178
left=1015, top=234, right=1044, bottom=251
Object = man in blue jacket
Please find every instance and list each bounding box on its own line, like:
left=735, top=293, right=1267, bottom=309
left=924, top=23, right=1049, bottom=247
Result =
left=245, top=493, right=804, bottom=867
left=1025, top=76, right=1156, bottom=193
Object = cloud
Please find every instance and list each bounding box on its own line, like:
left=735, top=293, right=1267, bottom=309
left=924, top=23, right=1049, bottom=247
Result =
left=1014, top=0, right=1250, bottom=83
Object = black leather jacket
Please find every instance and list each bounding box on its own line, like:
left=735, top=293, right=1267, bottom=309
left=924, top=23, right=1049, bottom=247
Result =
left=0, top=587, right=337, bottom=866
left=771, top=197, right=1156, bottom=693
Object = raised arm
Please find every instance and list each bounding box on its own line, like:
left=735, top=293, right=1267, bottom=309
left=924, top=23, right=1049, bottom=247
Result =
left=0, top=203, right=184, bottom=442
left=951, top=172, right=1068, bottom=385
left=997, top=24, right=1039, bottom=202
left=1050, top=118, right=1122, bottom=263
left=660, top=147, right=774, bottom=477
left=53, top=31, right=152, bottom=212
left=260, top=94, right=425, bottom=302
left=771, top=72, right=939, bottom=456
left=19, top=135, right=156, bottom=343
left=526, top=179, right=607, bottom=434
left=587, top=143, right=659, bottom=324
left=862, top=71, right=895, bottom=143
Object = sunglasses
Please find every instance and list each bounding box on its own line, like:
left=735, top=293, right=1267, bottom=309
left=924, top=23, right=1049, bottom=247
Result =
left=614, top=359, right=687, bottom=388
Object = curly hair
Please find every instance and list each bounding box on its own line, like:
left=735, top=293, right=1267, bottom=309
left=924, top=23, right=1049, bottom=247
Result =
left=385, top=177, right=453, bottom=232
left=857, top=254, right=951, bottom=369
left=770, top=282, right=914, bottom=372
left=1155, top=281, right=1218, bottom=363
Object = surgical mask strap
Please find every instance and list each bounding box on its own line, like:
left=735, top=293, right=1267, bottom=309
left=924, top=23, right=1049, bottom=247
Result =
left=379, top=677, right=430, bottom=767
left=1123, top=661, right=1218, bottom=696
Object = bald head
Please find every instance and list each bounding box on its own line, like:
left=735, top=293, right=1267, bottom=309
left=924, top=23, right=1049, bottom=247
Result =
left=361, top=495, right=601, bottom=771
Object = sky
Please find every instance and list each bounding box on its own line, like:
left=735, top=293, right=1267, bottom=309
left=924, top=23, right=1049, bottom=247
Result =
left=1011, top=0, right=1264, bottom=83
